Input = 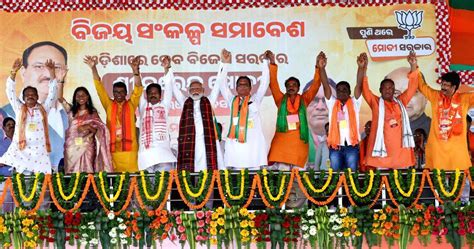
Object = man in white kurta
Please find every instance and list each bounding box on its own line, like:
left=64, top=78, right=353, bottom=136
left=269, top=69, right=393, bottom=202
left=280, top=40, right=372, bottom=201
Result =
left=219, top=55, right=270, bottom=170
left=0, top=59, right=58, bottom=174
left=138, top=62, right=177, bottom=172
left=172, top=63, right=225, bottom=172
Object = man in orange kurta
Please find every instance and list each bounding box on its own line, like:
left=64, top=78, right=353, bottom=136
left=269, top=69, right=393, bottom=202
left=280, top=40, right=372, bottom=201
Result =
left=418, top=70, right=474, bottom=170
left=267, top=51, right=322, bottom=168
left=359, top=52, right=418, bottom=169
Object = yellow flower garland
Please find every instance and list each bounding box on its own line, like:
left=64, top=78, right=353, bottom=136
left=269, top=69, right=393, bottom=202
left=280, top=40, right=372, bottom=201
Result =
left=140, top=170, right=165, bottom=200
left=262, top=169, right=286, bottom=201
left=393, top=169, right=416, bottom=197
left=347, top=168, right=373, bottom=198
left=16, top=173, right=40, bottom=202
left=224, top=170, right=245, bottom=200
left=182, top=170, right=208, bottom=198
left=302, top=168, right=333, bottom=193
left=56, top=172, right=80, bottom=201
left=99, top=172, right=125, bottom=203
left=436, top=169, right=461, bottom=197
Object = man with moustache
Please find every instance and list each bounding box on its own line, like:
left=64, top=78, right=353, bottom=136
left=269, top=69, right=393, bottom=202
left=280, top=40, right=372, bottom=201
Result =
left=173, top=51, right=227, bottom=171
left=138, top=56, right=176, bottom=172
left=387, top=67, right=431, bottom=135
left=0, top=41, right=68, bottom=171
left=85, top=55, right=143, bottom=172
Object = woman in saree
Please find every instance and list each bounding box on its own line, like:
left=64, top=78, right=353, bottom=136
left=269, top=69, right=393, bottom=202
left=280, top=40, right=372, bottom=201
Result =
left=59, top=85, right=113, bottom=173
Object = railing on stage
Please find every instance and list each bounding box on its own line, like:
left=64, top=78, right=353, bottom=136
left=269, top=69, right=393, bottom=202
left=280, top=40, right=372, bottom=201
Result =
left=0, top=169, right=471, bottom=213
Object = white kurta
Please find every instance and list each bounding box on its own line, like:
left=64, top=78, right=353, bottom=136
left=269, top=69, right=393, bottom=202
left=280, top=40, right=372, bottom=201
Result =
left=326, top=96, right=363, bottom=145
left=0, top=77, right=58, bottom=174
left=173, top=65, right=225, bottom=171
left=220, top=61, right=270, bottom=169
left=138, top=70, right=177, bottom=171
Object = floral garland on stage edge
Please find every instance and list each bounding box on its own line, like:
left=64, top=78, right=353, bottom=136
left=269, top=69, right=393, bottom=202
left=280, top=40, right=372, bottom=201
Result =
left=385, top=169, right=425, bottom=208
left=295, top=168, right=344, bottom=206
left=48, top=172, right=89, bottom=212
left=216, top=169, right=254, bottom=208
left=343, top=169, right=382, bottom=207
left=135, top=170, right=172, bottom=211
left=256, top=169, right=293, bottom=208
left=90, top=172, right=134, bottom=214
left=10, top=173, right=49, bottom=212
left=426, top=169, right=465, bottom=204
left=175, top=170, right=216, bottom=209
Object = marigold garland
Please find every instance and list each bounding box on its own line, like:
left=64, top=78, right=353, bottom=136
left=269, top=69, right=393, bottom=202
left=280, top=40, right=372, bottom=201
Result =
left=215, top=171, right=257, bottom=209
left=90, top=175, right=135, bottom=215
left=0, top=178, right=12, bottom=206
left=134, top=171, right=174, bottom=212
left=436, top=169, right=461, bottom=197
left=255, top=169, right=294, bottom=208
left=56, top=172, right=81, bottom=201
left=98, top=171, right=125, bottom=202
left=261, top=169, right=287, bottom=202
left=224, top=170, right=245, bottom=200
left=343, top=171, right=383, bottom=208
left=174, top=170, right=216, bottom=209
left=346, top=168, right=373, bottom=198
left=181, top=170, right=208, bottom=198
left=295, top=171, right=344, bottom=206
left=10, top=174, right=50, bottom=214
left=48, top=174, right=92, bottom=213
left=384, top=170, right=426, bottom=208
left=140, top=171, right=165, bottom=200
left=393, top=169, right=416, bottom=197
left=303, top=168, right=333, bottom=193
left=426, top=169, right=466, bottom=204
left=16, top=173, right=41, bottom=202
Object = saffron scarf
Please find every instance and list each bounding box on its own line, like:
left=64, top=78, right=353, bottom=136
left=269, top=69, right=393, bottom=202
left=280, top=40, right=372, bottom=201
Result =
left=19, top=104, right=51, bottom=152
left=327, top=98, right=359, bottom=149
left=177, top=97, right=218, bottom=171
left=438, top=93, right=463, bottom=140
left=227, top=96, right=250, bottom=143
left=276, top=94, right=309, bottom=143
left=110, top=101, right=133, bottom=152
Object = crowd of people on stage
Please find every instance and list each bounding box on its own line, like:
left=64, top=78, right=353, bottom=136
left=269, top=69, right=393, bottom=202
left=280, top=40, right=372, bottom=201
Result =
left=0, top=41, right=473, bottom=181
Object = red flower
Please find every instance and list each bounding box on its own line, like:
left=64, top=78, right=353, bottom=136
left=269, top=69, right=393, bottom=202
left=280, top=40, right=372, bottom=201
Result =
left=65, top=236, right=70, bottom=241
left=170, top=233, right=177, bottom=241
left=197, top=220, right=205, bottom=228
left=256, top=237, right=262, bottom=242
left=263, top=230, right=270, bottom=235
left=440, top=228, right=448, bottom=236
left=178, top=225, right=186, bottom=233
left=282, top=221, right=290, bottom=228
left=50, top=229, right=56, bottom=235
left=198, top=228, right=204, bottom=234
left=205, top=210, right=212, bottom=218
left=179, top=234, right=187, bottom=241
left=196, top=211, right=205, bottom=219
left=48, top=238, right=55, bottom=243
left=176, top=217, right=182, bottom=225
left=265, top=238, right=271, bottom=242
left=74, top=235, right=79, bottom=239
left=65, top=228, right=71, bottom=233
left=292, top=238, right=298, bottom=242
left=458, top=229, right=467, bottom=236
left=293, top=216, right=301, bottom=222
left=283, top=238, right=290, bottom=242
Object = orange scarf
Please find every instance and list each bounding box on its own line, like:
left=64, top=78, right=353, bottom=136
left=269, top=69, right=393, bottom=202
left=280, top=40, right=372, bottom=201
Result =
left=327, top=98, right=359, bottom=149
left=437, top=93, right=463, bottom=140
left=19, top=104, right=51, bottom=152
left=110, top=101, right=133, bottom=152
left=227, top=96, right=250, bottom=143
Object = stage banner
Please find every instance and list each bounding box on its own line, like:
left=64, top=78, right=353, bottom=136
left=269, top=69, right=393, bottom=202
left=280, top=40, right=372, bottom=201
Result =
left=0, top=4, right=437, bottom=156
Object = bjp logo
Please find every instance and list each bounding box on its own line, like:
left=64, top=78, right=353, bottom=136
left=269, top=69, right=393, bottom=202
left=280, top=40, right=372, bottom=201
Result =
left=395, top=10, right=423, bottom=39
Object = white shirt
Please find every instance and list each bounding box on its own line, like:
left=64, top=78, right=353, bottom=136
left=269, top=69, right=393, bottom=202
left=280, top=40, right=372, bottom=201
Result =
left=326, top=95, right=362, bottom=145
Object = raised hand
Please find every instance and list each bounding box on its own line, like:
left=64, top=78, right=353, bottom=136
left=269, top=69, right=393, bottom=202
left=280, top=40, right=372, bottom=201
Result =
left=56, top=67, right=69, bottom=83
left=264, top=50, right=275, bottom=64
left=11, top=58, right=22, bottom=74
left=129, top=56, right=141, bottom=74
left=83, top=56, right=98, bottom=69
left=44, top=59, right=56, bottom=79
left=407, top=50, right=417, bottom=71
left=221, top=49, right=232, bottom=64
left=357, top=52, right=368, bottom=69
left=316, top=51, right=327, bottom=69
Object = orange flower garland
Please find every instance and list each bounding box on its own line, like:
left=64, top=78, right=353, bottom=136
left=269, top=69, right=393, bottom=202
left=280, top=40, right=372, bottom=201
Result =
left=343, top=173, right=384, bottom=208
left=384, top=171, right=427, bottom=208
left=295, top=171, right=344, bottom=206
left=48, top=174, right=92, bottom=213
left=10, top=174, right=50, bottom=214
left=0, top=178, right=12, bottom=206
left=174, top=170, right=217, bottom=209
left=134, top=172, right=174, bottom=212
left=254, top=170, right=295, bottom=208
left=425, top=169, right=466, bottom=204
left=215, top=171, right=258, bottom=208
left=90, top=175, right=135, bottom=215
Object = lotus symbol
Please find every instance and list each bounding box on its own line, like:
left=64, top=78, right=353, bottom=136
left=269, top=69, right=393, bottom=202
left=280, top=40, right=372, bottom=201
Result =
left=395, top=10, right=423, bottom=39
